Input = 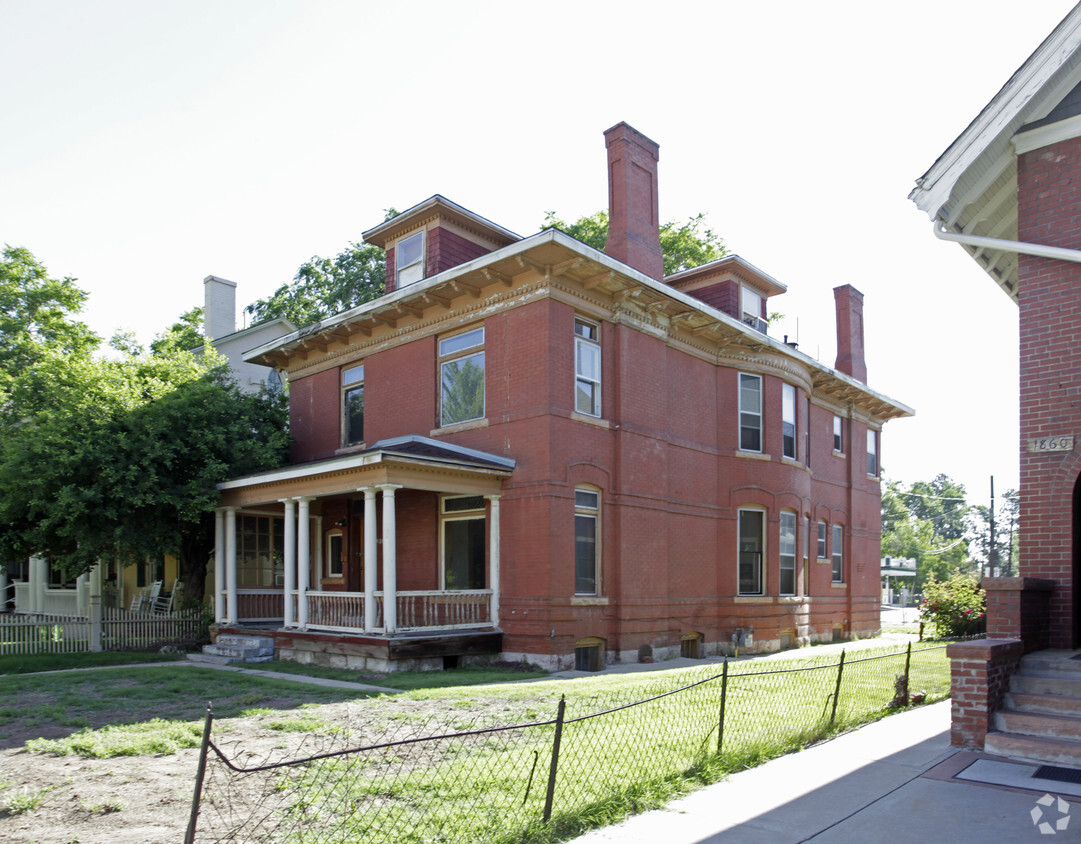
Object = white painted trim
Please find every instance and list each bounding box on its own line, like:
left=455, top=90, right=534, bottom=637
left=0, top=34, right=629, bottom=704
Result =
left=1013, top=112, right=1081, bottom=154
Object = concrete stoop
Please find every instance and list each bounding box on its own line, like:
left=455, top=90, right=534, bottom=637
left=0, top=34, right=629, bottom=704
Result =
left=190, top=634, right=275, bottom=665
left=985, top=650, right=1081, bottom=765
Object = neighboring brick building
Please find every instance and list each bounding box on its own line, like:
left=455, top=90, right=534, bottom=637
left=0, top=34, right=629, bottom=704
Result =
left=213, top=123, right=910, bottom=671
left=911, top=7, right=1081, bottom=752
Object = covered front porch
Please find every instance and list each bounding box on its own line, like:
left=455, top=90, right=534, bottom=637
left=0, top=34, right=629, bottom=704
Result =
left=214, top=436, right=514, bottom=660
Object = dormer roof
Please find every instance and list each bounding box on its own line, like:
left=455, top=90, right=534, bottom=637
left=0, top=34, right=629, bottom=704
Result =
left=665, top=254, right=788, bottom=298
left=362, top=194, right=521, bottom=250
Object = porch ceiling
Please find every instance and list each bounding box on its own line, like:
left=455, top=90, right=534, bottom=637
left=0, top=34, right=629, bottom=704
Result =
left=218, top=436, right=513, bottom=508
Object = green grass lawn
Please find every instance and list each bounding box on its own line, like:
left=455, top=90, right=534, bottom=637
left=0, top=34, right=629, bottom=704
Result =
left=0, top=650, right=187, bottom=675
left=3, top=643, right=952, bottom=843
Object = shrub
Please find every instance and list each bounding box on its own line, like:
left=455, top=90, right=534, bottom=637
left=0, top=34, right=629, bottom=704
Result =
left=920, top=571, right=985, bottom=637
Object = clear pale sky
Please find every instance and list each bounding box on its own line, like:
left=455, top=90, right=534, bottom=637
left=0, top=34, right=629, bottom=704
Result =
left=3, top=0, right=1076, bottom=505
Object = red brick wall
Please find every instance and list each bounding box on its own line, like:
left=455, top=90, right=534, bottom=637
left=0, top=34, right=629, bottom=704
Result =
left=684, top=280, right=739, bottom=319
left=289, top=367, right=340, bottom=463
left=288, top=296, right=886, bottom=659
left=428, top=227, right=492, bottom=275
left=1017, top=136, right=1081, bottom=648
left=947, top=639, right=1023, bottom=749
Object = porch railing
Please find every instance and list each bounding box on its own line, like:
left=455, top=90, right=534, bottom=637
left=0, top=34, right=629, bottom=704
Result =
left=379, top=589, right=493, bottom=632
left=302, top=589, right=493, bottom=633
left=235, top=589, right=284, bottom=623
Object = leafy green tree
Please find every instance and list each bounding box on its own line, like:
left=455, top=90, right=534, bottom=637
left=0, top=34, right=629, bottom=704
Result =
left=0, top=348, right=289, bottom=604
left=151, top=306, right=204, bottom=356
left=541, top=210, right=728, bottom=276
left=0, top=246, right=98, bottom=405
left=245, top=210, right=399, bottom=327
left=967, top=488, right=1019, bottom=577
left=881, top=475, right=973, bottom=591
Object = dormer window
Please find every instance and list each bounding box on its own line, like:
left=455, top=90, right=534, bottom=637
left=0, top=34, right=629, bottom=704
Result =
left=741, top=286, right=767, bottom=333
left=397, top=231, right=425, bottom=287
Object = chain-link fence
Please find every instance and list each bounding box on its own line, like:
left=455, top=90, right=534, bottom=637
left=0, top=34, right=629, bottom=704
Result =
left=186, top=642, right=950, bottom=844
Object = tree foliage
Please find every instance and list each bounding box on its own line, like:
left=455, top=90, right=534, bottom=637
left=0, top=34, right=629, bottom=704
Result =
left=151, top=306, right=204, bottom=356
left=881, top=475, right=973, bottom=590
left=0, top=246, right=98, bottom=405
left=0, top=347, right=289, bottom=604
left=541, top=210, right=728, bottom=276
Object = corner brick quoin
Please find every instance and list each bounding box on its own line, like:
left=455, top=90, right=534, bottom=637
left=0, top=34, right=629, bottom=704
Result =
left=947, top=639, right=1023, bottom=750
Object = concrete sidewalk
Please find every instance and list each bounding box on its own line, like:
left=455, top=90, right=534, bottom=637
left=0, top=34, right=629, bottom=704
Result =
left=571, top=700, right=1080, bottom=843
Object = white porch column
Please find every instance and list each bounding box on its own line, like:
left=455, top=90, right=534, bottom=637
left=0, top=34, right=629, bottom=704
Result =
left=282, top=499, right=297, bottom=628
left=76, top=572, right=89, bottom=616
left=379, top=485, right=402, bottom=634
left=30, top=555, right=46, bottom=614
left=486, top=494, right=501, bottom=628
left=214, top=509, right=225, bottom=624
left=0, top=567, right=7, bottom=612
left=88, top=564, right=103, bottom=651
left=225, top=508, right=238, bottom=624
left=297, top=498, right=312, bottom=629
left=362, top=488, right=378, bottom=631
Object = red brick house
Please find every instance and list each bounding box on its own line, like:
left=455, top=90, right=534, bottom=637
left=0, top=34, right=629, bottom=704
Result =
left=213, top=123, right=910, bottom=671
left=911, top=7, right=1081, bottom=758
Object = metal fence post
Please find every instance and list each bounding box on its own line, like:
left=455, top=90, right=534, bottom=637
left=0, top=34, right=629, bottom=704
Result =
left=829, top=650, right=846, bottom=726
left=184, top=703, right=215, bottom=844
left=902, top=641, right=913, bottom=706
left=542, top=695, right=567, bottom=823
left=717, top=658, right=729, bottom=753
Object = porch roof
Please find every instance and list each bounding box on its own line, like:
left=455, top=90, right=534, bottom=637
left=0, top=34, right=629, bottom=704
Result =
left=217, top=435, right=515, bottom=508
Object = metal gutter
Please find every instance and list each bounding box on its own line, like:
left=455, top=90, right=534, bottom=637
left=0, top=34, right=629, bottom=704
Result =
left=933, top=220, right=1081, bottom=268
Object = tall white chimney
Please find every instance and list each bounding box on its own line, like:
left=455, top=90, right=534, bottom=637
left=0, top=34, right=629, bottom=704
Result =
left=203, top=275, right=237, bottom=341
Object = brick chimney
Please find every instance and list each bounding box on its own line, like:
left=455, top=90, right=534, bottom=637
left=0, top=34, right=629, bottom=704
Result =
left=203, top=275, right=237, bottom=341
left=834, top=284, right=867, bottom=382
left=604, top=123, right=664, bottom=280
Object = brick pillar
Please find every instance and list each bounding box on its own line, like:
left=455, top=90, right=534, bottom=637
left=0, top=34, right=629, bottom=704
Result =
left=947, top=639, right=1023, bottom=749
left=984, top=576, right=1054, bottom=653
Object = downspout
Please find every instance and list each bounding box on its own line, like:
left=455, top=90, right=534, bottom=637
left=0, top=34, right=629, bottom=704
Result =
left=933, top=220, right=1081, bottom=265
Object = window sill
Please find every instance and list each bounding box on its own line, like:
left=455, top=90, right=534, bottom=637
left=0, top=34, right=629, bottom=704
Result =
left=778, top=595, right=806, bottom=603
left=781, top=456, right=804, bottom=468
left=830, top=582, right=847, bottom=589
left=734, top=595, right=772, bottom=603
left=321, top=577, right=345, bottom=585
left=834, top=450, right=846, bottom=458
left=431, top=418, right=489, bottom=436
left=571, top=596, right=609, bottom=606
left=815, top=557, right=830, bottom=564
left=735, top=450, right=771, bottom=461
left=570, top=412, right=611, bottom=429
left=867, top=474, right=880, bottom=482
left=335, top=443, right=367, bottom=456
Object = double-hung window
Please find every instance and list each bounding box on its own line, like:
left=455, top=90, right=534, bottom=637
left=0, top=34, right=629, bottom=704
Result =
left=779, top=511, right=796, bottom=596
left=342, top=364, right=365, bottom=446
left=739, top=373, right=762, bottom=452
left=396, top=231, right=424, bottom=287
left=574, top=318, right=601, bottom=417
left=833, top=415, right=843, bottom=452
left=867, top=429, right=878, bottom=477
left=738, top=508, right=765, bottom=595
left=741, top=286, right=766, bottom=332
left=574, top=487, right=600, bottom=595
left=782, top=384, right=796, bottom=459
left=439, top=327, right=485, bottom=426
left=817, top=521, right=827, bottom=559
left=832, top=524, right=844, bottom=582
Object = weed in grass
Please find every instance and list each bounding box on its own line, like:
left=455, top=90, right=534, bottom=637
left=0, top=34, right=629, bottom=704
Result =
left=79, top=798, right=125, bottom=814
left=266, top=717, right=329, bottom=734
left=0, top=785, right=53, bottom=816
left=26, top=718, right=203, bottom=758
left=240, top=707, right=274, bottom=717
left=234, top=692, right=270, bottom=706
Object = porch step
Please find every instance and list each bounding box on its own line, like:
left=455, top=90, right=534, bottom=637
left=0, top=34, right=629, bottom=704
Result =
left=995, top=709, right=1081, bottom=741
left=984, top=732, right=1081, bottom=767
left=191, top=634, right=275, bottom=665
left=984, top=650, right=1081, bottom=766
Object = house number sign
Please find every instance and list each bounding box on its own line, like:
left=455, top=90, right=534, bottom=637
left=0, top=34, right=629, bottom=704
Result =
left=1027, top=435, right=1075, bottom=453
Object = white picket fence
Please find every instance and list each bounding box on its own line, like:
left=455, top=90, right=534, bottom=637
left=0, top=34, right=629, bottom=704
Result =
left=0, top=606, right=206, bottom=655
